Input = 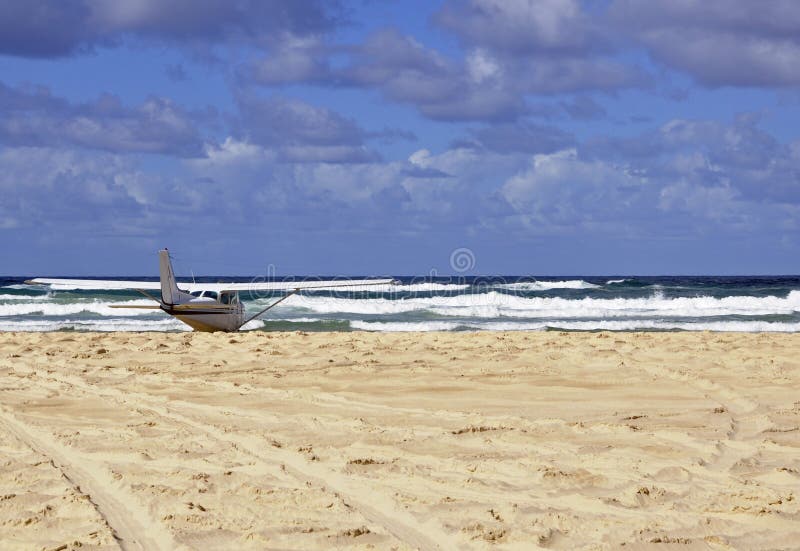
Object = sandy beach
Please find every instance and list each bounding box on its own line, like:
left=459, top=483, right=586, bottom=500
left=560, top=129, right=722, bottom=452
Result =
left=0, top=331, right=798, bottom=550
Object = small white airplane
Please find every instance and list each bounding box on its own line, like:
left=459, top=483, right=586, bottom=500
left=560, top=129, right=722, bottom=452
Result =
left=26, top=249, right=395, bottom=332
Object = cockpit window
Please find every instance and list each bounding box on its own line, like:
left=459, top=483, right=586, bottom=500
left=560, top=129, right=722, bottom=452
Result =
left=203, top=291, right=219, bottom=300
left=220, top=292, right=238, bottom=304
left=190, top=290, right=203, bottom=297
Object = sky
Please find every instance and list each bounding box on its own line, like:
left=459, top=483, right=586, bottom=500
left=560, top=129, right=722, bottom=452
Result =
left=1, top=0, right=800, bottom=276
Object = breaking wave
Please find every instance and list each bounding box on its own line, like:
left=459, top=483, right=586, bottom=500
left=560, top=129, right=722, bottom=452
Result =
left=0, top=318, right=188, bottom=332
left=0, top=293, right=51, bottom=301
left=281, top=291, right=800, bottom=319
left=350, top=320, right=800, bottom=332
left=2, top=275, right=799, bottom=332
left=492, top=280, right=600, bottom=291
left=345, top=282, right=470, bottom=293
left=0, top=300, right=157, bottom=317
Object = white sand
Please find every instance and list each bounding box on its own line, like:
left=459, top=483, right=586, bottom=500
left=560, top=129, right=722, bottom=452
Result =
left=1, top=331, right=799, bottom=550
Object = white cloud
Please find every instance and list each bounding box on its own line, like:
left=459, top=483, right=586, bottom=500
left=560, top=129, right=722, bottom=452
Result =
left=498, top=148, right=656, bottom=233
left=199, top=137, right=274, bottom=166
left=611, top=0, right=800, bottom=86
left=466, top=49, right=501, bottom=83
left=658, top=179, right=740, bottom=223
left=502, top=149, right=640, bottom=208
left=408, top=149, right=432, bottom=167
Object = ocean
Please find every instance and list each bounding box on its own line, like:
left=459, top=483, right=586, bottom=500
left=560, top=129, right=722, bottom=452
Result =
left=2, top=275, right=800, bottom=332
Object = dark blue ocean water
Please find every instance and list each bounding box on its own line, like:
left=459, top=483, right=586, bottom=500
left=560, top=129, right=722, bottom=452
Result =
left=2, top=275, right=800, bottom=332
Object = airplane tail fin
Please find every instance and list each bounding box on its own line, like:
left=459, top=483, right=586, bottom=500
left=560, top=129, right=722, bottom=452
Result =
left=159, top=249, right=181, bottom=305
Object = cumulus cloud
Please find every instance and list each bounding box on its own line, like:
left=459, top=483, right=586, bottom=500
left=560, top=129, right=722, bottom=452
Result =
left=0, top=0, right=340, bottom=57
left=187, top=141, right=528, bottom=233
left=248, top=32, right=545, bottom=121
left=459, top=122, right=576, bottom=154
left=434, top=0, right=646, bottom=95
left=341, top=29, right=526, bottom=122
left=394, top=18, right=641, bottom=110
left=3, top=1, right=798, bottom=274
left=0, top=147, right=149, bottom=232
left=584, top=114, right=800, bottom=204
left=309, top=4, right=643, bottom=121
left=230, top=94, right=379, bottom=163
left=240, top=21, right=640, bottom=122
left=187, top=140, right=412, bottom=231
left=0, top=82, right=210, bottom=156
left=0, top=143, right=267, bottom=241
left=4, top=118, right=796, bottom=253
left=468, top=111, right=800, bottom=238
left=610, top=0, right=800, bottom=87
left=245, top=34, right=334, bottom=85
left=500, top=149, right=650, bottom=231
left=658, top=178, right=741, bottom=223
left=435, top=0, right=607, bottom=54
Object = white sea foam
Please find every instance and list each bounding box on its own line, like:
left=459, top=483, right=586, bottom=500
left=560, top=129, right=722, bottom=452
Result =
left=350, top=320, right=475, bottom=331
left=257, top=317, right=325, bottom=323
left=350, top=319, right=800, bottom=332
left=5, top=283, right=800, bottom=333
left=0, top=299, right=158, bottom=317
left=239, top=320, right=266, bottom=331
left=360, top=282, right=470, bottom=293
left=493, top=280, right=600, bottom=291
left=0, top=294, right=51, bottom=301
left=294, top=282, right=470, bottom=294
left=0, top=318, right=189, bottom=332
left=282, top=290, right=800, bottom=319
left=605, top=279, right=629, bottom=284
left=5, top=315, right=799, bottom=333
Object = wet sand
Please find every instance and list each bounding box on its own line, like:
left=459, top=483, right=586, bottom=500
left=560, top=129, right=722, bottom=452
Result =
left=1, top=331, right=799, bottom=550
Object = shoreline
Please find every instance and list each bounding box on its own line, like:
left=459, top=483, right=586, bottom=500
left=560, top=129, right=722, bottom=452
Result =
left=2, top=331, right=799, bottom=549
left=4, top=327, right=800, bottom=333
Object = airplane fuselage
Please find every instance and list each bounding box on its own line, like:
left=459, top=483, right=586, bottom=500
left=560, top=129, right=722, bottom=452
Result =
left=157, top=251, right=248, bottom=332
left=162, top=300, right=245, bottom=332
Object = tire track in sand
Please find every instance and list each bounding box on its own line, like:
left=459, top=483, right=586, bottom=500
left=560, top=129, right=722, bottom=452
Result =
left=111, top=368, right=722, bottom=459
left=0, top=408, right=179, bottom=551
left=30, top=370, right=462, bottom=551
left=624, top=361, right=773, bottom=472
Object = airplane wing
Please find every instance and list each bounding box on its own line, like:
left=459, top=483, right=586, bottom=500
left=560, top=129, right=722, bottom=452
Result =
left=199, top=279, right=397, bottom=292
left=25, top=278, right=397, bottom=292
left=25, top=278, right=162, bottom=290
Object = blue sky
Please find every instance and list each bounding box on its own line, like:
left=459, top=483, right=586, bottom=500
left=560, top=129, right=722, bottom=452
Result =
left=1, top=0, right=799, bottom=275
